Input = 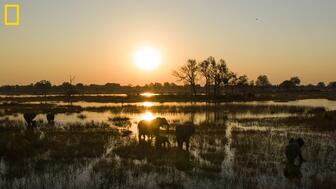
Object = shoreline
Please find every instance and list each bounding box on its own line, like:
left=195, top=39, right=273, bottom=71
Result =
left=1, top=91, right=336, bottom=103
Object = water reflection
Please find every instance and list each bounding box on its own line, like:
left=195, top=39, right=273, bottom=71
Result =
left=0, top=100, right=336, bottom=188
left=140, top=92, right=159, bottom=97
left=143, top=101, right=155, bottom=107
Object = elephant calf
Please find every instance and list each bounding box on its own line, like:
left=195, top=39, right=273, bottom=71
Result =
left=175, top=124, right=195, bottom=151
left=155, top=136, right=170, bottom=148
left=46, top=113, right=55, bottom=124
left=23, top=113, right=37, bottom=127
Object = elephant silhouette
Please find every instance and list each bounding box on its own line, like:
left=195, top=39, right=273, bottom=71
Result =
left=285, top=138, right=305, bottom=165
left=138, top=117, right=169, bottom=140
left=46, top=113, right=55, bottom=124
left=175, top=124, right=195, bottom=151
left=23, top=113, right=37, bottom=127
left=155, top=136, right=170, bottom=148
left=284, top=162, right=302, bottom=181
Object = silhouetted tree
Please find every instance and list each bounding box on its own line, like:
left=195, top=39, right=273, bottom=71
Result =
left=280, top=76, right=301, bottom=89
left=227, top=73, right=239, bottom=94
left=290, top=76, right=301, bottom=86
left=225, top=72, right=237, bottom=88
left=210, top=58, right=231, bottom=96
left=105, top=83, right=120, bottom=88
left=76, top=83, right=84, bottom=87
left=279, top=80, right=296, bottom=89
left=163, top=82, right=171, bottom=88
left=328, top=81, right=336, bottom=89
left=197, top=57, right=235, bottom=96
left=236, top=75, right=249, bottom=87
left=256, top=75, right=271, bottom=87
left=34, top=80, right=52, bottom=96
left=61, top=82, right=71, bottom=92
left=172, top=59, right=198, bottom=96
left=60, top=76, right=76, bottom=98
left=317, top=82, right=326, bottom=88
left=75, top=83, right=85, bottom=94
left=198, top=57, right=212, bottom=97
left=63, top=76, right=76, bottom=98
left=249, top=80, right=255, bottom=87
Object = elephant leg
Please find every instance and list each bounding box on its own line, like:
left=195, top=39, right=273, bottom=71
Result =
left=26, top=119, right=32, bottom=127
left=167, top=140, right=171, bottom=148
left=177, top=139, right=182, bottom=149
left=186, top=140, right=190, bottom=151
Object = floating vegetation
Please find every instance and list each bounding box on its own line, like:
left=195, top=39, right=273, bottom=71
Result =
left=108, top=116, right=132, bottom=128
left=77, top=114, right=87, bottom=120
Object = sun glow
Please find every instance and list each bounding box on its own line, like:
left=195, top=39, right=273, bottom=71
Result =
left=143, top=102, right=155, bottom=107
left=133, top=47, right=161, bottom=71
left=142, top=112, right=154, bottom=121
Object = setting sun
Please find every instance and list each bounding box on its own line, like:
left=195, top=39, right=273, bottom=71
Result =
left=133, top=47, right=161, bottom=71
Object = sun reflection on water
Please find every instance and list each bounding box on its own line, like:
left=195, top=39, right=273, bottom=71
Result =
left=140, top=92, right=159, bottom=97
left=143, top=102, right=155, bottom=107
left=142, top=112, right=154, bottom=121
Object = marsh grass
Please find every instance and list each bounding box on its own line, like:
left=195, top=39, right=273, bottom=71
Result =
left=0, top=101, right=336, bottom=188
left=77, top=114, right=87, bottom=120
left=234, top=110, right=336, bottom=130
left=230, top=127, right=336, bottom=189
left=108, top=116, right=132, bottom=128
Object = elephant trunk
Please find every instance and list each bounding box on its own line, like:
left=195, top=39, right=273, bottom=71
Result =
left=166, top=124, right=170, bottom=134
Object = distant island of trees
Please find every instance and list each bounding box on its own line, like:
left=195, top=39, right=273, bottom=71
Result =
left=172, top=56, right=336, bottom=97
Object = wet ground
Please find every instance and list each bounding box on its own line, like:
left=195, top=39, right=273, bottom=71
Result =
left=0, top=99, right=335, bottom=189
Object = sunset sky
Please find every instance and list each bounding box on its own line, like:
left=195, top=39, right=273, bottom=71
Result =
left=0, top=0, right=335, bottom=85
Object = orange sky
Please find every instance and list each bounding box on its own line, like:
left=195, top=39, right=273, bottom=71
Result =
left=0, top=0, right=335, bottom=85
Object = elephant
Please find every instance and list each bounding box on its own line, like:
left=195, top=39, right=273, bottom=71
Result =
left=46, top=113, right=55, bottom=124
left=23, top=113, right=37, bottom=127
left=155, top=136, right=170, bottom=148
left=138, top=117, right=169, bottom=140
left=175, top=124, right=195, bottom=151
left=285, top=138, right=305, bottom=165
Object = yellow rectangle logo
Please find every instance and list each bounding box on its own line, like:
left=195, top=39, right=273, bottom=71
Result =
left=4, top=4, right=20, bottom=26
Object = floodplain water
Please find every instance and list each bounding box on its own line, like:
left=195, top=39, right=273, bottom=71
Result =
left=0, top=99, right=335, bottom=189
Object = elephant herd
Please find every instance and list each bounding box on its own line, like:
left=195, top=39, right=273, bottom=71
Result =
left=22, top=113, right=195, bottom=150
left=137, top=117, right=195, bottom=151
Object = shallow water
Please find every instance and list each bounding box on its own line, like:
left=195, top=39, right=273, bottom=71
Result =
left=0, top=99, right=335, bottom=189
left=54, top=99, right=336, bottom=111
left=232, top=99, right=336, bottom=110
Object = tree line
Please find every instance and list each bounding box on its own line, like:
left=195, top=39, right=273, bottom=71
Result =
left=172, top=56, right=336, bottom=96
left=0, top=57, right=335, bottom=96
left=0, top=81, right=194, bottom=95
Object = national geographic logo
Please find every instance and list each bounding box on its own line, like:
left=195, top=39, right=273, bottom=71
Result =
left=3, top=3, right=20, bottom=26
